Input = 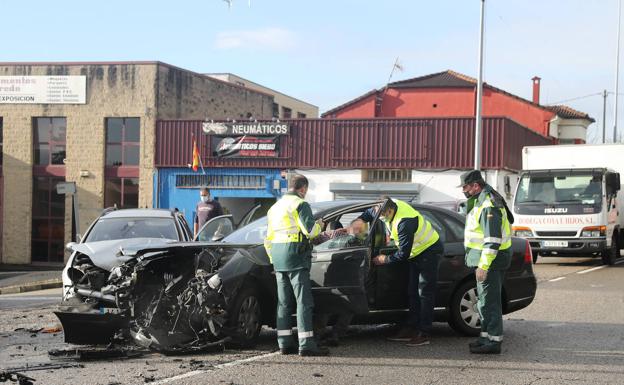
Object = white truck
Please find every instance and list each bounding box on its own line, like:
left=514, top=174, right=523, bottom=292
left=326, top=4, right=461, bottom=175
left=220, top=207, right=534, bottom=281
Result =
left=512, top=144, right=624, bottom=265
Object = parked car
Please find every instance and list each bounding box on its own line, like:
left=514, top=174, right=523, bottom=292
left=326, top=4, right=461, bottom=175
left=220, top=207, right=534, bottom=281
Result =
left=56, top=200, right=536, bottom=352
left=61, top=208, right=193, bottom=301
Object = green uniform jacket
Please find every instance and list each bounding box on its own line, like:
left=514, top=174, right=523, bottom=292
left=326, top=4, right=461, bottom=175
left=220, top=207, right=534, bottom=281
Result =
left=269, top=193, right=318, bottom=272
left=465, top=185, right=512, bottom=271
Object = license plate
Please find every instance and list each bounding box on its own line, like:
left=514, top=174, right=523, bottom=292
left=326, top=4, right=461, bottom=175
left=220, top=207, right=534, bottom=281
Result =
left=543, top=240, right=568, bottom=248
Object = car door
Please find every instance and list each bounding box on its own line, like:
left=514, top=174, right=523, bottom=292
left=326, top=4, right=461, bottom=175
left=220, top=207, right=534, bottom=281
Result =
left=236, top=204, right=262, bottom=229
left=308, top=202, right=378, bottom=315
left=194, top=215, right=235, bottom=242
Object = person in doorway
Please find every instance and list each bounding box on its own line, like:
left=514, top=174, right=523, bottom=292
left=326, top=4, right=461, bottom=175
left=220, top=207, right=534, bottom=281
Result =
left=193, top=188, right=224, bottom=237
left=264, top=174, right=329, bottom=356
left=459, top=170, right=514, bottom=354
left=371, top=198, right=444, bottom=347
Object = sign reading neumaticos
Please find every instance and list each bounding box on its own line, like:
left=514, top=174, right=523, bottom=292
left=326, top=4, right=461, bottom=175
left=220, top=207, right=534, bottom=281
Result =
left=202, top=122, right=290, bottom=136
left=204, top=122, right=288, bottom=158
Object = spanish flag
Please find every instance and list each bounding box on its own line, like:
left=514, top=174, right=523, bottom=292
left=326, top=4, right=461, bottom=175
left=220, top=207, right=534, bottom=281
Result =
left=192, top=139, right=200, bottom=172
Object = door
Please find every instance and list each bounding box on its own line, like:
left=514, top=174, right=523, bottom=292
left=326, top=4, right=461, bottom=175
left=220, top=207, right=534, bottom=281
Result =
left=309, top=203, right=378, bottom=315
left=194, top=215, right=235, bottom=242
left=237, top=204, right=262, bottom=229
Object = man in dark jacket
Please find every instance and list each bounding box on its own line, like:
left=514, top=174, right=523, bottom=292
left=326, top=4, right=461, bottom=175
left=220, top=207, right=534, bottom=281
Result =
left=193, top=188, right=224, bottom=238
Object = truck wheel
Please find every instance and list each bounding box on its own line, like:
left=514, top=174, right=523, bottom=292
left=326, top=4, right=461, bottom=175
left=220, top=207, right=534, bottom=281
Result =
left=448, top=280, right=480, bottom=336
left=601, top=234, right=618, bottom=265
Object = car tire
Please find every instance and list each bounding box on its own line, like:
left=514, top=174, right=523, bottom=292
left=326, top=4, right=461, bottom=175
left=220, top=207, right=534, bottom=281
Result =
left=532, top=252, right=539, bottom=264
left=601, top=233, right=619, bottom=266
left=228, top=284, right=262, bottom=348
left=448, top=280, right=480, bottom=336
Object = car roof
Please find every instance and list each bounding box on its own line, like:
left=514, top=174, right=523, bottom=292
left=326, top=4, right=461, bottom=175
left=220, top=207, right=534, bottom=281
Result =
left=100, top=208, right=176, bottom=219
left=310, top=200, right=464, bottom=221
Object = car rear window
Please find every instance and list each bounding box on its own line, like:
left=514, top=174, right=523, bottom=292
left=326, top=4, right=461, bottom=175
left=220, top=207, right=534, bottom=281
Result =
left=85, top=217, right=179, bottom=242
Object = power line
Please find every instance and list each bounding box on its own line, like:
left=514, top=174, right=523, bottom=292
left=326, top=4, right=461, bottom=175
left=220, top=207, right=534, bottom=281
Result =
left=547, top=92, right=604, bottom=105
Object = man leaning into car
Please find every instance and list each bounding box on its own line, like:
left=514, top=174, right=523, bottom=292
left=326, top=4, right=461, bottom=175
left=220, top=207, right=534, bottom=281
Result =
left=264, top=174, right=329, bottom=357
left=372, top=197, right=444, bottom=346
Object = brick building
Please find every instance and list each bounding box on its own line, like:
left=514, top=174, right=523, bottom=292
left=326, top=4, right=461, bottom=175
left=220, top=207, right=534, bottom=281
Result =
left=322, top=70, right=594, bottom=144
left=0, top=61, right=274, bottom=264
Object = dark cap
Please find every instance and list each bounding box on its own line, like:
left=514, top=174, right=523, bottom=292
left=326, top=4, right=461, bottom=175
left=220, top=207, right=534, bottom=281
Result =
left=458, top=170, right=485, bottom=187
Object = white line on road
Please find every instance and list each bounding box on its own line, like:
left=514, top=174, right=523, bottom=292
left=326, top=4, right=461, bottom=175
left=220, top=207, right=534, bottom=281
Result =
left=151, top=351, right=279, bottom=385
left=548, top=277, right=566, bottom=282
left=0, top=297, right=58, bottom=300
left=577, top=265, right=607, bottom=275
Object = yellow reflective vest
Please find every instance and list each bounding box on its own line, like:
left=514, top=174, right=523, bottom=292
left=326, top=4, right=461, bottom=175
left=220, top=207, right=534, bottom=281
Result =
left=387, top=199, right=440, bottom=259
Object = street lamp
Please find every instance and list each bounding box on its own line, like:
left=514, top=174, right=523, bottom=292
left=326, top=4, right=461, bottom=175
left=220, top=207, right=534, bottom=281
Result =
left=474, top=0, right=486, bottom=170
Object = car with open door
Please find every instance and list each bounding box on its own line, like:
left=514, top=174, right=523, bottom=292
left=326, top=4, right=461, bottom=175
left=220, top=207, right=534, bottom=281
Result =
left=56, top=199, right=536, bottom=351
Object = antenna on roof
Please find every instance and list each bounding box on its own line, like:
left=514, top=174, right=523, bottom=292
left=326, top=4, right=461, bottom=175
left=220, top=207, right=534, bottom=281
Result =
left=378, top=57, right=404, bottom=116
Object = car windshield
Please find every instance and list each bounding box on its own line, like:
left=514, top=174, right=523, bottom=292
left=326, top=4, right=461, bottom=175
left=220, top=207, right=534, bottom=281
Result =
left=85, top=217, right=179, bottom=242
left=515, top=174, right=603, bottom=206
left=223, top=217, right=268, bottom=244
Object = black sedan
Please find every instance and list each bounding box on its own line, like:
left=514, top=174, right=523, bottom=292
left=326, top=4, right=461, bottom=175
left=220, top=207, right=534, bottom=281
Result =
left=57, top=200, right=536, bottom=352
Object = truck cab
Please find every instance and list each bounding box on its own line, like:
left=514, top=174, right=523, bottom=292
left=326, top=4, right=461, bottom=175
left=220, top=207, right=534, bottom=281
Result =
left=512, top=168, right=622, bottom=265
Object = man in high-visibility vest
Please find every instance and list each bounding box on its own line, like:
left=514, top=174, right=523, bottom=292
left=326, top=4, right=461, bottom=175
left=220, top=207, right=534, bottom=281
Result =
left=372, top=198, right=444, bottom=346
left=459, top=170, right=514, bottom=355
left=264, top=174, right=329, bottom=356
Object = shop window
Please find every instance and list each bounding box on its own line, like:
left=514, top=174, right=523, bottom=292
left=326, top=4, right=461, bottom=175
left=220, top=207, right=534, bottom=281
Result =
left=282, top=106, right=292, bottom=119
left=31, top=176, right=65, bottom=263
left=362, top=169, right=412, bottom=183
left=297, top=112, right=307, bottom=119
left=105, top=177, right=139, bottom=208
left=106, top=118, right=140, bottom=166
left=33, top=117, right=66, bottom=165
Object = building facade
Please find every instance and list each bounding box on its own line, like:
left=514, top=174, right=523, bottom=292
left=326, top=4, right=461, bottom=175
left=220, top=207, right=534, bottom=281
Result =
left=0, top=61, right=274, bottom=264
left=322, top=70, right=594, bottom=144
left=206, top=73, right=319, bottom=119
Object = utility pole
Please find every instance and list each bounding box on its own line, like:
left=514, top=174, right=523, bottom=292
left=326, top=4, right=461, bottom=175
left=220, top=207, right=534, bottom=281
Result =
left=614, top=0, right=622, bottom=143
left=474, top=0, right=486, bottom=170
left=603, top=90, right=608, bottom=143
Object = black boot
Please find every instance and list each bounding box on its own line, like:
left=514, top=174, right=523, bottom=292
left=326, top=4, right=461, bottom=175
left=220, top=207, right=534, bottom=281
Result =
left=469, top=342, right=501, bottom=354
left=299, top=346, right=330, bottom=356
left=468, top=337, right=488, bottom=349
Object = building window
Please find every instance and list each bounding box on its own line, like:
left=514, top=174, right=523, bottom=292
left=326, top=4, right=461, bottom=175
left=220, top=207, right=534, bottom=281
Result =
left=33, top=117, right=66, bottom=165
left=106, top=118, right=140, bottom=166
left=105, top=177, right=139, bottom=208
left=282, top=106, right=292, bottom=119
left=272, top=103, right=279, bottom=118
left=297, top=112, right=307, bottom=119
left=362, top=169, right=412, bottom=183
left=31, top=176, right=65, bottom=263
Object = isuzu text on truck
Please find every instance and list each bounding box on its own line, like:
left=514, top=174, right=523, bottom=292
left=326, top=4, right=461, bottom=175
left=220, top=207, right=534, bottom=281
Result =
left=512, top=144, right=624, bottom=265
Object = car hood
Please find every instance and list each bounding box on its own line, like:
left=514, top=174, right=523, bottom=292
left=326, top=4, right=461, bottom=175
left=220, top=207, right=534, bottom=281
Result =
left=72, top=238, right=176, bottom=271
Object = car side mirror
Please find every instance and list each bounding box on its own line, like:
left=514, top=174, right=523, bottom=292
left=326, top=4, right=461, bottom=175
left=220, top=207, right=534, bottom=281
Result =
left=66, top=242, right=77, bottom=252
left=606, top=173, right=621, bottom=195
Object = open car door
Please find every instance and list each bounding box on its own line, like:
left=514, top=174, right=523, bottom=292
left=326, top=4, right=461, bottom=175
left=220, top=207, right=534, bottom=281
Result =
left=236, top=204, right=262, bottom=229
left=193, top=214, right=235, bottom=242
left=309, top=202, right=382, bottom=315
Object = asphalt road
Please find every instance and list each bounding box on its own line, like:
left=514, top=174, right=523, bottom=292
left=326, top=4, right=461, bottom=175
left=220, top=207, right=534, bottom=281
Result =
left=1, top=256, right=623, bottom=385
left=0, top=288, right=62, bottom=310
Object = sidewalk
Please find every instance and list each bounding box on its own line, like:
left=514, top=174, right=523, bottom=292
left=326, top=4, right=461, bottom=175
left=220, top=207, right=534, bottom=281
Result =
left=0, top=266, right=63, bottom=295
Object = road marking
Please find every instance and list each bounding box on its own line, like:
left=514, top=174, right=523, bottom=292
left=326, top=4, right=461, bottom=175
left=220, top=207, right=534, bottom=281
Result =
left=577, top=265, right=607, bottom=275
left=0, top=296, right=58, bottom=300
left=548, top=277, right=566, bottom=282
left=151, top=351, right=279, bottom=385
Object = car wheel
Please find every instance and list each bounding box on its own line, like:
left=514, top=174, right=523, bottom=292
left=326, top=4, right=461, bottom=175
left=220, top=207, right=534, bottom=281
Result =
left=601, top=234, right=619, bottom=265
left=229, top=285, right=262, bottom=347
left=448, top=280, right=480, bottom=336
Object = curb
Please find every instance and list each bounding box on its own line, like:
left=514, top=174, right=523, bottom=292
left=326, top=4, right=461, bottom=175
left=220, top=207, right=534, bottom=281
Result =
left=0, top=279, right=63, bottom=295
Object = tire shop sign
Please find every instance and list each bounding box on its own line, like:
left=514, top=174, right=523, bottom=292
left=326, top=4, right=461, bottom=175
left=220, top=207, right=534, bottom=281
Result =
left=203, top=122, right=289, bottom=158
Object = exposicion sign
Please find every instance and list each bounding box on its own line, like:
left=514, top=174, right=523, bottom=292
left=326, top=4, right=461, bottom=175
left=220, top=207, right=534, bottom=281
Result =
left=0, top=76, right=86, bottom=104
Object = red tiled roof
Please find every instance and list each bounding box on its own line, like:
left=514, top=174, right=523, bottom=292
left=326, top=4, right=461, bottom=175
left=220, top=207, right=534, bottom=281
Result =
left=545, top=105, right=595, bottom=122
left=321, top=89, right=379, bottom=117
left=322, top=69, right=592, bottom=122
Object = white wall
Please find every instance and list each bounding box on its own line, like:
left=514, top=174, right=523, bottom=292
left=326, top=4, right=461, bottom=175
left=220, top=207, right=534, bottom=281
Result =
left=294, top=168, right=519, bottom=207
left=294, top=169, right=362, bottom=202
